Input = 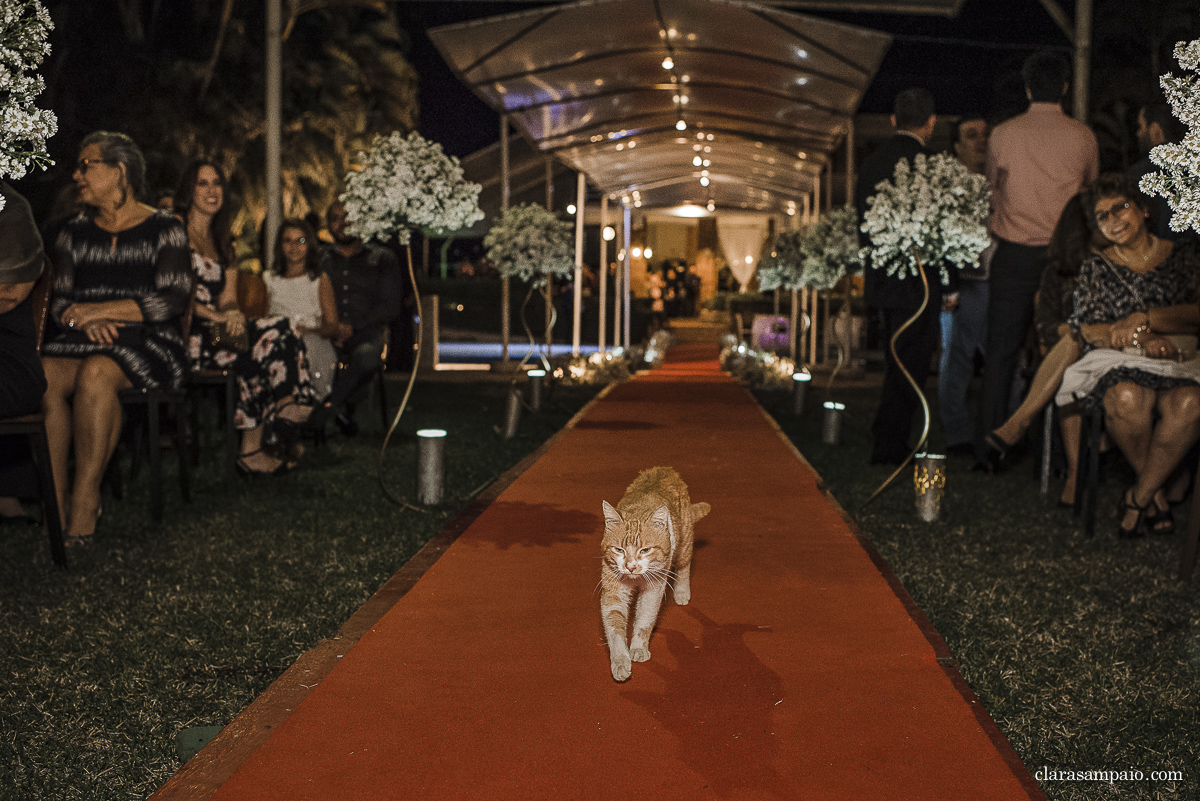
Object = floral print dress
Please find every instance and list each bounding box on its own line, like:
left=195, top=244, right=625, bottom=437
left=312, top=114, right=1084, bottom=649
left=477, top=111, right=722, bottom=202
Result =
left=188, top=253, right=316, bottom=429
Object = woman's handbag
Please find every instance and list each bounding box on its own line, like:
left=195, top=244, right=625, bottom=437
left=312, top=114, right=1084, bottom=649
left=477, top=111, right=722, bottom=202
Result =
left=205, top=319, right=250, bottom=353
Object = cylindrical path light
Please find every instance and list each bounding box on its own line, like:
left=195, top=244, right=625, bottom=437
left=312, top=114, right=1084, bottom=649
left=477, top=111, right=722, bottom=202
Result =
left=527, top=369, right=546, bottom=413
left=792, top=371, right=811, bottom=416
left=416, top=429, right=447, bottom=506
left=821, top=401, right=844, bottom=445
left=502, top=385, right=521, bottom=440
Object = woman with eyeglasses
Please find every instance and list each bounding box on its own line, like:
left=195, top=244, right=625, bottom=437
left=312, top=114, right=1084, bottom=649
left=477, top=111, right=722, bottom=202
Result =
left=40, top=131, right=193, bottom=543
left=175, top=161, right=317, bottom=476
left=1056, top=173, right=1200, bottom=537
left=263, top=218, right=339, bottom=400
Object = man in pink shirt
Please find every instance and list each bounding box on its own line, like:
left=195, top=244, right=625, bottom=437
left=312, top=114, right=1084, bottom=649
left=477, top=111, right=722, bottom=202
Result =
left=979, top=49, right=1099, bottom=462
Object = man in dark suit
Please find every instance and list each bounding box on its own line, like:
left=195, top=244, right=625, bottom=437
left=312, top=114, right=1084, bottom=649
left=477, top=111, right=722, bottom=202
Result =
left=857, top=88, right=950, bottom=465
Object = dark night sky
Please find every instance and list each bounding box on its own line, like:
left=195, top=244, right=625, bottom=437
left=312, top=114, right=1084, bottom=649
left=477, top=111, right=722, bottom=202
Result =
left=396, top=0, right=1080, bottom=158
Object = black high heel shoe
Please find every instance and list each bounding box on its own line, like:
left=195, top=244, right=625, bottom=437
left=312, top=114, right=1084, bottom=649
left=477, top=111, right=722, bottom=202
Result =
left=1117, top=489, right=1148, bottom=539
left=976, top=432, right=1015, bottom=473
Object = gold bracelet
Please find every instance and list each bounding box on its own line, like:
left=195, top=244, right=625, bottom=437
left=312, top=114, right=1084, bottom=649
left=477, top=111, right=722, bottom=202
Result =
left=1131, top=323, right=1150, bottom=349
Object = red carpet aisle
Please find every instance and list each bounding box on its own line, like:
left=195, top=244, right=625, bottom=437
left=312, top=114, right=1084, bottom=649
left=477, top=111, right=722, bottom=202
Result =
left=156, top=343, right=1044, bottom=800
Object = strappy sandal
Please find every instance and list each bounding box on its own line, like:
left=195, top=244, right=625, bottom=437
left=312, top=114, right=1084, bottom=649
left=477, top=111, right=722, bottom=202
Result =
left=236, top=449, right=289, bottom=477
left=1145, top=496, right=1176, bottom=535
left=1116, top=488, right=1147, bottom=539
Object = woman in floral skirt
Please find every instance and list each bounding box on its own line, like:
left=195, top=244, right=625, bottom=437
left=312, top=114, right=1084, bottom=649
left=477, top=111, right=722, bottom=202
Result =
left=175, top=160, right=316, bottom=475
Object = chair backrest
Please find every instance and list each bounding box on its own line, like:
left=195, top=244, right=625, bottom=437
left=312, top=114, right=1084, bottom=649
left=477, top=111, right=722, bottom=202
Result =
left=31, top=257, right=54, bottom=350
left=181, top=280, right=198, bottom=340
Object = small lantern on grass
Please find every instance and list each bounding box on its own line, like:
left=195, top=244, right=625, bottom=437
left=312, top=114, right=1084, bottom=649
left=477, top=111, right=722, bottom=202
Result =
left=913, top=453, right=946, bottom=523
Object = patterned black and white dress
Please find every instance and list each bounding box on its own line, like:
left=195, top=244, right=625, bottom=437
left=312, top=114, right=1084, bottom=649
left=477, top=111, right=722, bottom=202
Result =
left=1066, top=240, right=1200, bottom=406
left=42, top=211, right=193, bottom=391
left=187, top=253, right=317, bottom=430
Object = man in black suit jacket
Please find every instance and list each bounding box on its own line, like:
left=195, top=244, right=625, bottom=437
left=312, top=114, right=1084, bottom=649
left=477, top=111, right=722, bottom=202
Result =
left=857, top=88, right=952, bottom=465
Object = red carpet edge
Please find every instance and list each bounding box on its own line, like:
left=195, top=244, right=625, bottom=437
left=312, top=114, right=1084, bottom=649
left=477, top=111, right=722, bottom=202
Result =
left=752, top=397, right=1047, bottom=801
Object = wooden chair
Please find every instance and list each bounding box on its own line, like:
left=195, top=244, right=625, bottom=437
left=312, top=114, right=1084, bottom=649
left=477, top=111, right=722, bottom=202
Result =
left=0, top=260, right=67, bottom=565
left=1073, top=404, right=1105, bottom=539
left=1182, top=472, right=1200, bottom=581
left=113, top=290, right=195, bottom=522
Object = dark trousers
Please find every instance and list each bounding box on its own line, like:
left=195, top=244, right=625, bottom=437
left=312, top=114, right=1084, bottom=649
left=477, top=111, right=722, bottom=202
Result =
left=871, top=302, right=940, bottom=463
left=327, top=335, right=386, bottom=415
left=981, top=239, right=1047, bottom=436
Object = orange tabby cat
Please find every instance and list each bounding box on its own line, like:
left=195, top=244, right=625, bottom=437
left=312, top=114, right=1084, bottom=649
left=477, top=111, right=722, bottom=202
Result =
left=600, top=467, right=710, bottom=682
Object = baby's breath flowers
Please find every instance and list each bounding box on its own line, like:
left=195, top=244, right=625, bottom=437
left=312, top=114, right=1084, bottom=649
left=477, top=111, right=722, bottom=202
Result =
left=860, top=153, right=991, bottom=282
left=761, top=206, right=863, bottom=292
left=0, top=0, right=57, bottom=212
left=757, top=228, right=805, bottom=292
left=1141, top=39, right=1200, bottom=233
left=341, top=131, right=483, bottom=245
left=484, top=203, right=575, bottom=285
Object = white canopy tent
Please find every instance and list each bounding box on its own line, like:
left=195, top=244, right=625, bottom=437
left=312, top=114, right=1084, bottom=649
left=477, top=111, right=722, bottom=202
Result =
left=428, top=0, right=891, bottom=352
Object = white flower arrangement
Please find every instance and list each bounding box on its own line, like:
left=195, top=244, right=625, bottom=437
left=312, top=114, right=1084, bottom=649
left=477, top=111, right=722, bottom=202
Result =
left=483, top=203, right=575, bottom=285
left=1141, top=39, right=1200, bottom=233
left=0, top=0, right=57, bottom=213
left=860, top=153, right=991, bottom=282
left=756, top=228, right=805, bottom=292
left=341, top=130, right=483, bottom=245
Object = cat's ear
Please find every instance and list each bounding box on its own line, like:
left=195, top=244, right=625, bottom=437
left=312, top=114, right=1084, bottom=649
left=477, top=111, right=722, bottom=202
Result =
left=601, top=500, right=622, bottom=531
left=650, top=505, right=671, bottom=530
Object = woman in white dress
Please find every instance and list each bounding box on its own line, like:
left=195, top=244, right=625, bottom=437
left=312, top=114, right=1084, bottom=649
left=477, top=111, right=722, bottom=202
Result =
left=264, top=219, right=339, bottom=400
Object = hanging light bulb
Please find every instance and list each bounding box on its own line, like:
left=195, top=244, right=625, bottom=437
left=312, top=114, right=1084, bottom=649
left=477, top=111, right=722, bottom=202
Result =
left=662, top=56, right=674, bottom=70
left=692, top=155, right=702, bottom=166
left=676, top=119, right=687, bottom=131
left=707, top=200, right=715, bottom=212
left=700, top=176, right=710, bottom=186
left=567, top=204, right=577, bottom=214
left=602, top=226, right=616, bottom=241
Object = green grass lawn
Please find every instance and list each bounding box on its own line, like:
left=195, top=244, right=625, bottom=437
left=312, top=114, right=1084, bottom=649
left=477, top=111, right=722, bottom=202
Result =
left=757, top=383, right=1200, bottom=801
left=0, top=379, right=601, bottom=801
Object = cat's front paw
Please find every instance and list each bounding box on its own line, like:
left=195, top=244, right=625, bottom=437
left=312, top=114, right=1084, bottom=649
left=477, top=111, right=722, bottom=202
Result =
left=610, top=654, right=632, bottom=682
left=630, top=646, right=651, bottom=662
left=672, top=586, right=691, bottom=605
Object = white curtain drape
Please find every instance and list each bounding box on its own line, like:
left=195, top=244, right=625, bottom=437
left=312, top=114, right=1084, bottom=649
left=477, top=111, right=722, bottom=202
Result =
left=716, top=217, right=769, bottom=291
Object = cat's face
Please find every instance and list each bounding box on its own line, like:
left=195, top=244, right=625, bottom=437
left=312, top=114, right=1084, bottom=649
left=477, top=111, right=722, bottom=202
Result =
left=600, top=502, right=672, bottom=580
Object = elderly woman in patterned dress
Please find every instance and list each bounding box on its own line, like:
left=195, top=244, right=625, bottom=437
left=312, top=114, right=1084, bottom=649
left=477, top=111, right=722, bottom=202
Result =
left=41, top=132, right=194, bottom=543
left=1056, top=173, right=1200, bottom=538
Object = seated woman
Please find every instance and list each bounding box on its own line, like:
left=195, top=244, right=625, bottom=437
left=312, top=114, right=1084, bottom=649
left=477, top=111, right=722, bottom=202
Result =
left=982, top=194, right=1107, bottom=505
left=41, top=131, right=193, bottom=542
left=0, top=181, right=49, bottom=523
left=263, top=219, right=339, bottom=401
left=1056, top=173, right=1200, bottom=537
left=175, top=161, right=317, bottom=475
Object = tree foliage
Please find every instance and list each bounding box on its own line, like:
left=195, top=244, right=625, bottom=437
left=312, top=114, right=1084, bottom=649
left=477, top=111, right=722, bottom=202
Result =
left=30, top=1, right=418, bottom=267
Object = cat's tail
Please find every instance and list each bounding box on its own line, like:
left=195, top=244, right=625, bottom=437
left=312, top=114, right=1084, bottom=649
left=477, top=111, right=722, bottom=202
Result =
left=690, top=502, right=711, bottom=522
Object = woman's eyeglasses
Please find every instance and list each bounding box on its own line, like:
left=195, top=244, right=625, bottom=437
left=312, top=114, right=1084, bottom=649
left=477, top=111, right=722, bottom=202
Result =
left=1095, top=201, right=1133, bottom=224
left=75, top=158, right=114, bottom=174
